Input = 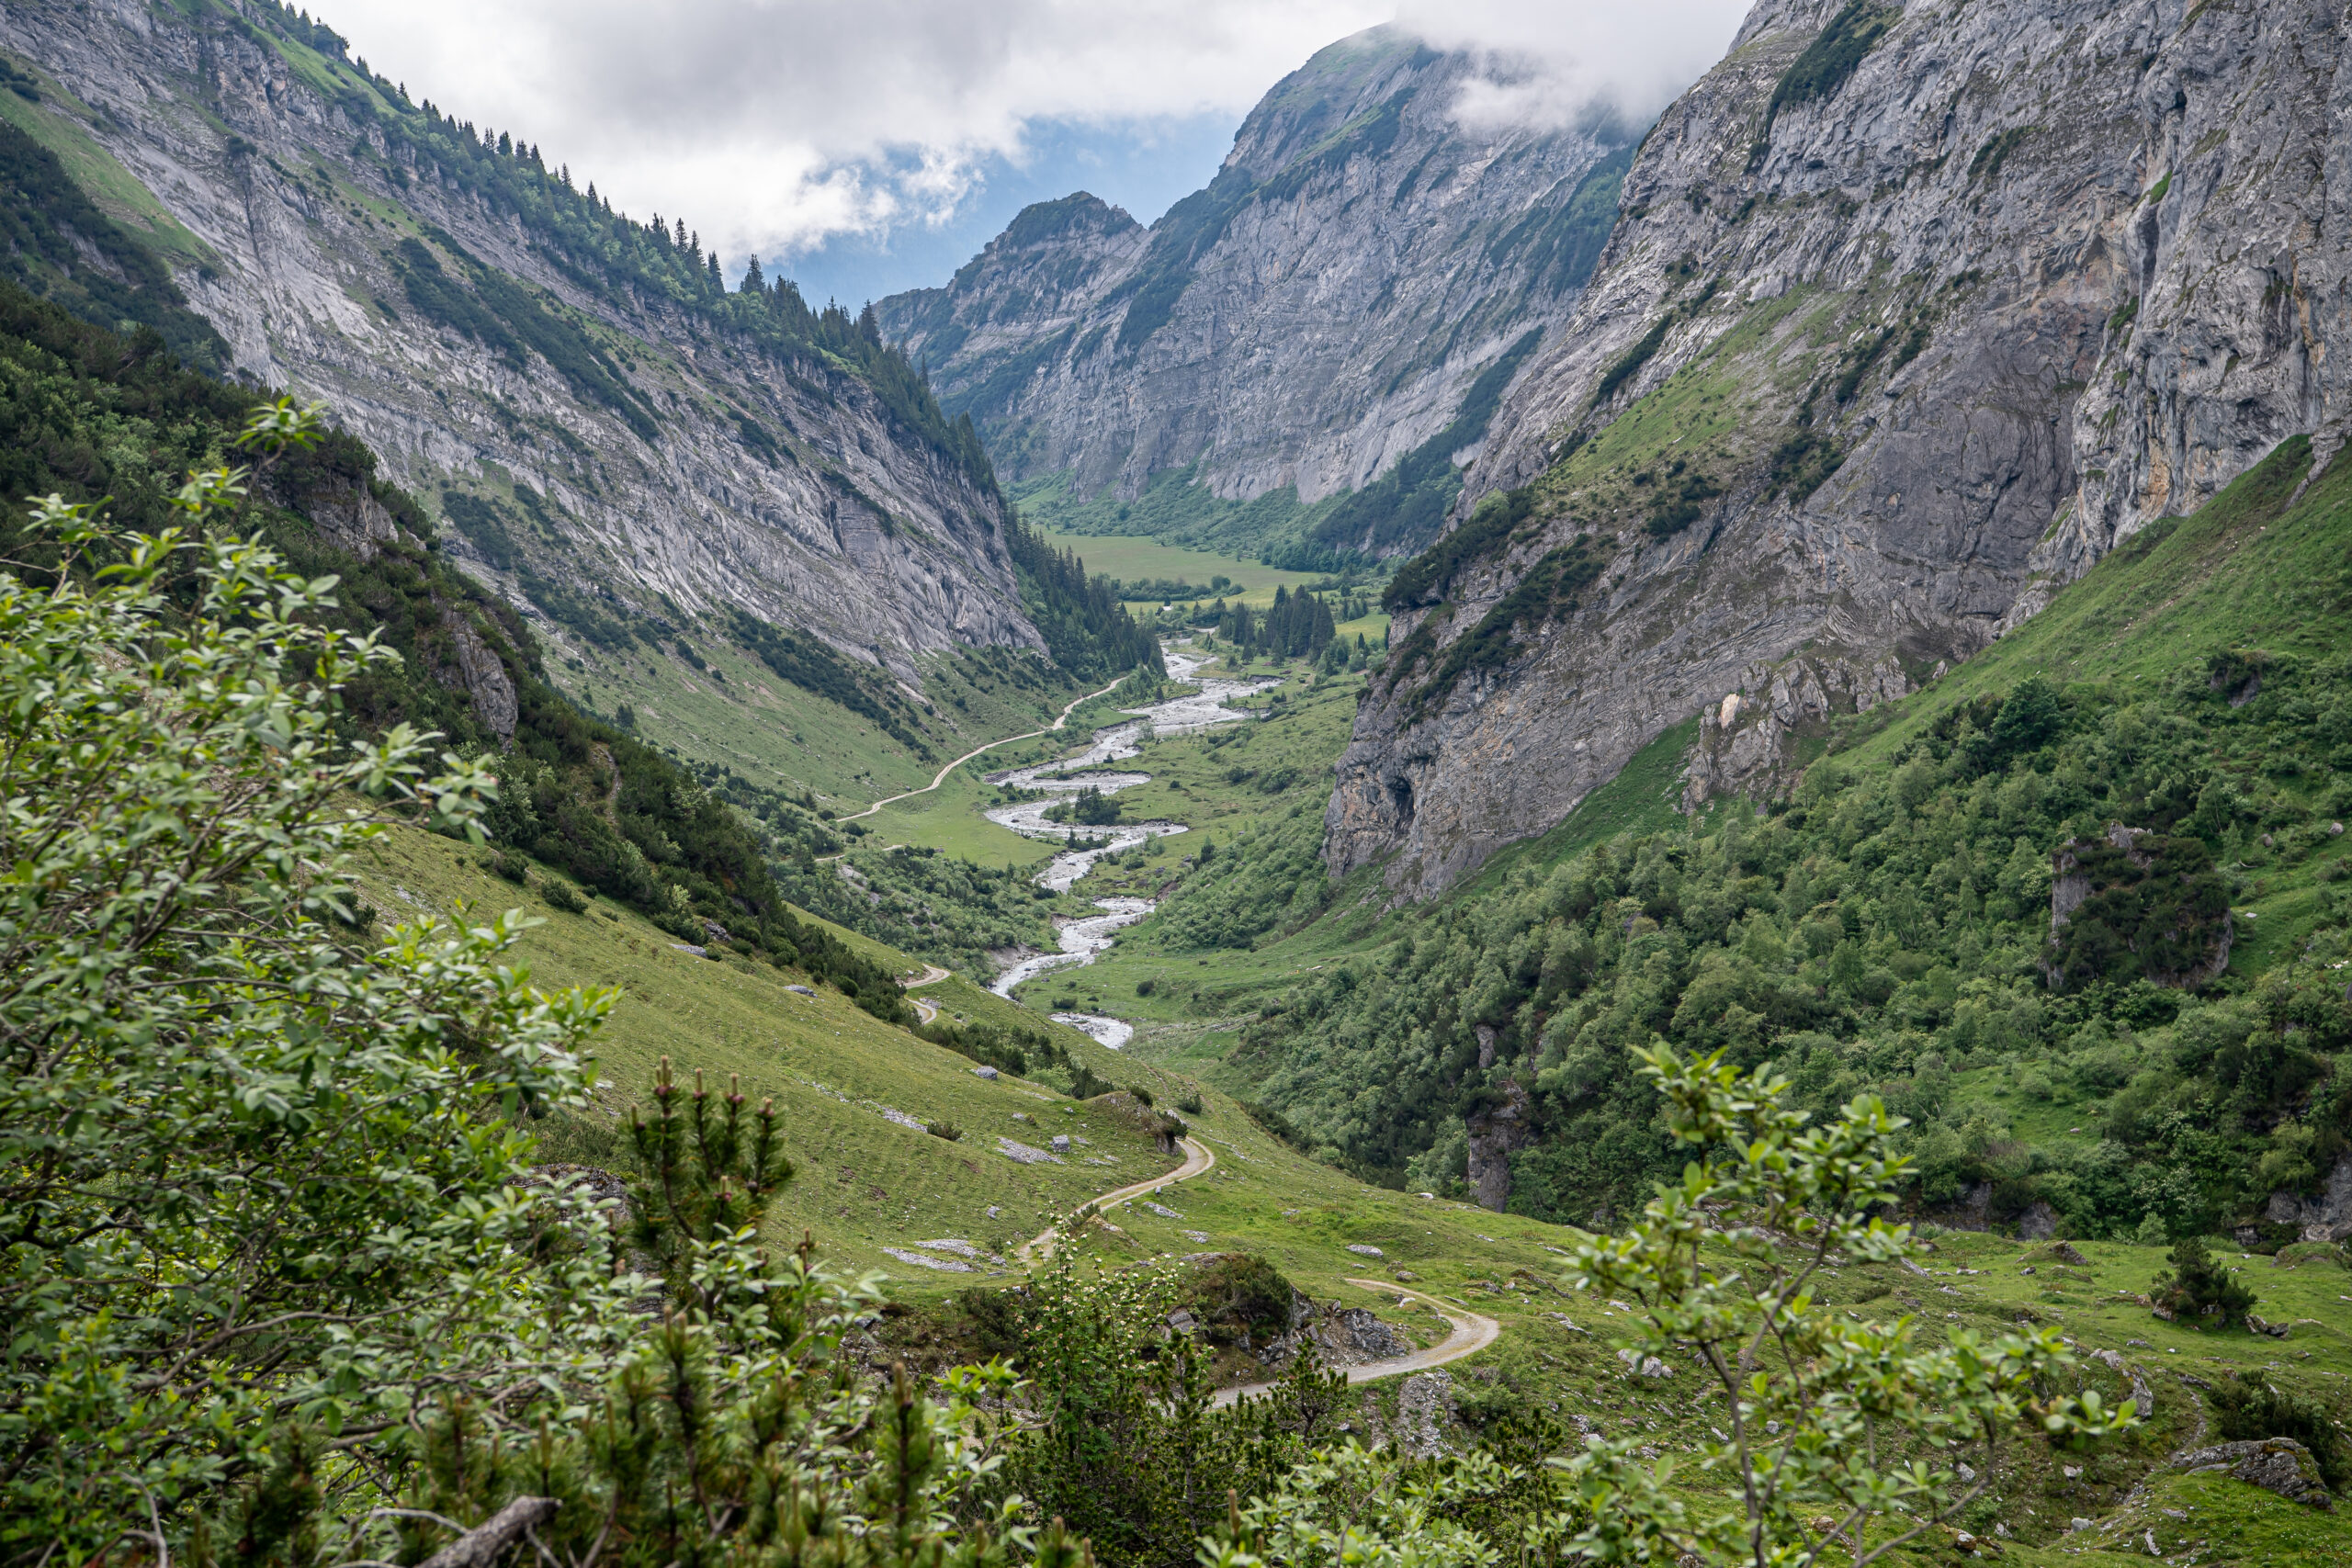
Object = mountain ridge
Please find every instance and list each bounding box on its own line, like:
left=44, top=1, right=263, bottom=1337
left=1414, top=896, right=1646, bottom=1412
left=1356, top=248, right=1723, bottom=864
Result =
left=879, top=25, right=1631, bottom=566
left=1, top=0, right=1036, bottom=686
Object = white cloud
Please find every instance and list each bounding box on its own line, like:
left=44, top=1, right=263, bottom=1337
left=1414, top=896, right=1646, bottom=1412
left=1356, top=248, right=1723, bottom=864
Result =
left=316, top=1, right=1747, bottom=267
left=1396, top=0, right=1753, bottom=132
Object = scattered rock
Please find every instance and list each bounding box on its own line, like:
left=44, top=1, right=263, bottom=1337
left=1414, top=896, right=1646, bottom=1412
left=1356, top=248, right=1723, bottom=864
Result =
left=786, top=984, right=815, bottom=997
left=995, top=1137, right=1062, bottom=1165
left=1051, top=1134, right=1071, bottom=1154
left=882, top=1247, right=973, bottom=1273
left=1617, top=1348, right=1674, bottom=1379
left=1346, top=1243, right=1385, bottom=1258
left=973, top=1066, right=999, bottom=1080
left=1393, top=1372, right=1458, bottom=1459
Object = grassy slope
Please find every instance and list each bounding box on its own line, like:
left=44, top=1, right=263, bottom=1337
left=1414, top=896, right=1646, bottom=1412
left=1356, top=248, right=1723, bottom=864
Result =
left=363, top=786, right=2352, bottom=1561
left=551, top=628, right=1087, bottom=817
left=357, top=824, right=1168, bottom=1277
left=1821, top=436, right=2352, bottom=1157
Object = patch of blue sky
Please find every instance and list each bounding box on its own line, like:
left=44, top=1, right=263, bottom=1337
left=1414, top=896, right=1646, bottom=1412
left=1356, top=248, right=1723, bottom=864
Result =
left=769, top=111, right=1238, bottom=309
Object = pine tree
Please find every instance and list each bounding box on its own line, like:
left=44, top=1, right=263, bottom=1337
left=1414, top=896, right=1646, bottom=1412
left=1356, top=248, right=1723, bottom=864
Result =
left=741, top=253, right=765, bottom=293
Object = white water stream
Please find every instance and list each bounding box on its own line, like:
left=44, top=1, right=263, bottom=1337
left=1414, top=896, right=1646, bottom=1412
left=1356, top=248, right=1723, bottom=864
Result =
left=985, top=643, right=1280, bottom=1046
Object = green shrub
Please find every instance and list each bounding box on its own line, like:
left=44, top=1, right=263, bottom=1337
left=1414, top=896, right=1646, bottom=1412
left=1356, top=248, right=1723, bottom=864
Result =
left=543, top=877, right=588, bottom=913
left=2151, top=1235, right=2257, bottom=1327
left=1181, top=1253, right=1297, bottom=1347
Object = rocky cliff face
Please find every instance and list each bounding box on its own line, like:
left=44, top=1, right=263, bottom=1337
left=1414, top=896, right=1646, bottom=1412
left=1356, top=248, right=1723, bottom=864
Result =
left=5, top=0, right=1036, bottom=681
left=1331, top=0, right=2352, bottom=897
left=878, top=26, right=1627, bottom=528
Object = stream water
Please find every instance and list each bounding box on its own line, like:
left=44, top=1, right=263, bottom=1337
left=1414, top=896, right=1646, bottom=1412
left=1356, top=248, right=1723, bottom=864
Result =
left=984, top=644, right=1281, bottom=1047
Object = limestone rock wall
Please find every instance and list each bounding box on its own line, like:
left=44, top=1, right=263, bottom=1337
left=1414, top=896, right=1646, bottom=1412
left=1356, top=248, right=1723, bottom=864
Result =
left=1332, top=0, right=2352, bottom=897
left=7, top=0, right=1037, bottom=682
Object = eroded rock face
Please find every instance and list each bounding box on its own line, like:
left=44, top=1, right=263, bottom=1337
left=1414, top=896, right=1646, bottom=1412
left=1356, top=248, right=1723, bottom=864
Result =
left=2267, top=1156, right=2352, bottom=1243
left=879, top=27, right=1623, bottom=518
left=1464, top=1077, right=1533, bottom=1213
left=441, top=615, right=520, bottom=740
left=8, top=3, right=1037, bottom=682
left=1332, top=0, right=2352, bottom=897
left=1392, top=1371, right=1459, bottom=1460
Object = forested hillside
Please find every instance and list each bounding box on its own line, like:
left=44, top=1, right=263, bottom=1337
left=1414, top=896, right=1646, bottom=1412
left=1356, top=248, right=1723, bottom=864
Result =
left=1213, top=434, right=2352, bottom=1238
left=0, top=280, right=912, bottom=1019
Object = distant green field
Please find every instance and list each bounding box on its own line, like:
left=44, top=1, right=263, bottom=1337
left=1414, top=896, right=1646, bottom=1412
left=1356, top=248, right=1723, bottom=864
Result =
left=1036, top=528, right=1331, bottom=608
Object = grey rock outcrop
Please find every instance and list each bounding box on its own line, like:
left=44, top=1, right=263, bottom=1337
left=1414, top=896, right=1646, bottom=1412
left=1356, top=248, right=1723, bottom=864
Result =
left=1464, top=1077, right=1533, bottom=1213
left=2267, top=1155, right=2352, bottom=1243
left=440, top=615, right=520, bottom=740
left=306, top=486, right=400, bottom=563
left=880, top=27, right=1626, bottom=525
left=1391, top=1371, right=1460, bottom=1459
left=2171, top=1439, right=2335, bottom=1510
left=1329, top=1306, right=1412, bottom=1362
left=9, top=1, right=1038, bottom=684
left=1331, top=0, right=2352, bottom=897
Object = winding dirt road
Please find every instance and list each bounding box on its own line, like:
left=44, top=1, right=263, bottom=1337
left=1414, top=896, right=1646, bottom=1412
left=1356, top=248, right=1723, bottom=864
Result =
left=1017, top=1135, right=1216, bottom=1262
left=1007, top=1132, right=1505, bottom=1404
left=900, top=964, right=950, bottom=1023
left=838, top=678, right=1128, bottom=824
left=1209, top=1282, right=1501, bottom=1408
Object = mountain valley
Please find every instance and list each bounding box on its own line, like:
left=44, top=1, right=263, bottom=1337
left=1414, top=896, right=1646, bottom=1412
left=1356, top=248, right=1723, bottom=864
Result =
left=11, top=0, right=2352, bottom=1559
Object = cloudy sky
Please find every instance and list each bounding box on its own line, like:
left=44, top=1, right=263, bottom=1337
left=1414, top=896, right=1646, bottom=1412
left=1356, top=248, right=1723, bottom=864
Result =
left=317, top=0, right=1751, bottom=307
